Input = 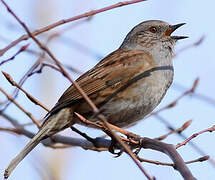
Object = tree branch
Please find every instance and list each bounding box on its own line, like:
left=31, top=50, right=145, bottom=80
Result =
left=0, top=0, right=147, bottom=57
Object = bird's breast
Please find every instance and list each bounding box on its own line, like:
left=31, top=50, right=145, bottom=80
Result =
left=102, top=66, right=173, bottom=127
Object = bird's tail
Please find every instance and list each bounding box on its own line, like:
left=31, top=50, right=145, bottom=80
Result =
left=4, top=127, right=47, bottom=179
left=4, top=107, right=72, bottom=179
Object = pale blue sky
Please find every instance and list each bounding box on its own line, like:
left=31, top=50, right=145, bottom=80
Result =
left=0, top=0, right=215, bottom=179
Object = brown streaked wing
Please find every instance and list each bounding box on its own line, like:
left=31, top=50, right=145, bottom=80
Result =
left=48, top=49, right=154, bottom=115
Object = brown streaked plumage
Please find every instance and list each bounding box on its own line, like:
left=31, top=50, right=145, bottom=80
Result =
left=49, top=49, right=155, bottom=117
left=5, top=20, right=187, bottom=179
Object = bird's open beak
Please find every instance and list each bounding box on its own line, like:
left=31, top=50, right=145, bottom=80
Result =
left=165, top=23, right=188, bottom=40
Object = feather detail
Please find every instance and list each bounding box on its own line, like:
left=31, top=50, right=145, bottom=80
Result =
left=47, top=49, right=155, bottom=116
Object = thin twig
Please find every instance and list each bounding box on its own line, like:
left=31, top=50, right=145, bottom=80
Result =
left=154, top=114, right=215, bottom=167
left=74, top=112, right=102, bottom=129
left=0, top=52, right=45, bottom=110
left=155, top=120, right=192, bottom=141
left=176, top=125, right=215, bottom=149
left=0, top=43, right=29, bottom=66
left=0, top=112, right=106, bottom=150
left=1, top=27, right=74, bottom=110
left=2, top=71, right=49, bottom=112
left=75, top=112, right=140, bottom=139
left=0, top=87, right=41, bottom=128
left=0, top=0, right=147, bottom=57
left=28, top=63, right=62, bottom=77
left=137, top=155, right=209, bottom=167
left=0, top=127, right=22, bottom=134
left=173, top=82, right=215, bottom=107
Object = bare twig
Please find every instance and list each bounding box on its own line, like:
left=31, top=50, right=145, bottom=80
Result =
left=75, top=112, right=140, bottom=139
left=155, top=114, right=215, bottom=167
left=176, top=125, right=215, bottom=149
left=0, top=127, right=22, bottom=135
left=28, top=63, right=61, bottom=77
left=0, top=43, right=29, bottom=66
left=0, top=0, right=147, bottom=56
left=155, top=120, right=192, bottom=141
left=185, top=155, right=209, bottom=164
left=2, top=71, right=49, bottom=112
left=0, top=111, right=106, bottom=151
left=173, top=82, right=215, bottom=107
left=1, top=28, right=80, bottom=110
left=74, top=112, right=102, bottom=129
left=0, top=52, right=45, bottom=110
left=0, top=87, right=41, bottom=128
left=0, top=112, right=106, bottom=150
left=137, top=155, right=209, bottom=167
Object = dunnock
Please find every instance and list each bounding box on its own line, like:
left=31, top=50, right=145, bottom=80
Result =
left=5, top=20, right=187, bottom=178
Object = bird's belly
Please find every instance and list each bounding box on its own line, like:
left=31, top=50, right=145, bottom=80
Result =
left=102, top=71, right=173, bottom=127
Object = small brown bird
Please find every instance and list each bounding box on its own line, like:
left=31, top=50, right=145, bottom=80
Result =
left=5, top=20, right=187, bottom=178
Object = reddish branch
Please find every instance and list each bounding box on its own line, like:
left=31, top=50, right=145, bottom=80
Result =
left=75, top=112, right=140, bottom=139
left=155, top=120, right=192, bottom=141
left=0, top=51, right=45, bottom=112
left=176, top=125, right=215, bottom=149
left=2, top=71, right=49, bottom=112
left=0, top=0, right=147, bottom=57
left=0, top=87, right=41, bottom=127
left=154, top=114, right=215, bottom=167
left=1, top=30, right=82, bottom=110
left=173, top=81, right=215, bottom=108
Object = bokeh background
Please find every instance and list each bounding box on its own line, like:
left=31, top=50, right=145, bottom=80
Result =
left=0, top=0, right=215, bottom=179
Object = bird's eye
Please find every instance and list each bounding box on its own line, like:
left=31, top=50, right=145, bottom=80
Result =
left=149, top=26, right=157, bottom=33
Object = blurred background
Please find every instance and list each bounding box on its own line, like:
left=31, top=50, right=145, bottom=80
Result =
left=0, top=0, right=215, bottom=179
